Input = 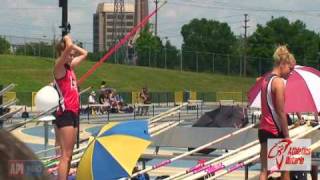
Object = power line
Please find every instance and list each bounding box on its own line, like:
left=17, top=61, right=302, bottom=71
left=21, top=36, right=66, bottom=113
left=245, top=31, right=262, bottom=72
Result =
left=169, top=1, right=320, bottom=16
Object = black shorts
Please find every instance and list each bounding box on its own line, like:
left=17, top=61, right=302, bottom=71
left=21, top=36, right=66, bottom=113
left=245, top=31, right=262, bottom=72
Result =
left=258, top=129, right=284, bottom=144
left=53, top=110, right=79, bottom=128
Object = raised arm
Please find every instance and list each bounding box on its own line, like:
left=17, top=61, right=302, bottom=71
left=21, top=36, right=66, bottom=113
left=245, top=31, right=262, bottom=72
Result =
left=272, top=77, right=289, bottom=138
left=54, top=35, right=74, bottom=79
left=70, top=44, right=88, bottom=68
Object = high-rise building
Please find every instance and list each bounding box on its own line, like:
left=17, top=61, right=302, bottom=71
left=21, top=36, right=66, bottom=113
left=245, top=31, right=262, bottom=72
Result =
left=134, top=0, right=149, bottom=26
left=93, top=3, right=134, bottom=53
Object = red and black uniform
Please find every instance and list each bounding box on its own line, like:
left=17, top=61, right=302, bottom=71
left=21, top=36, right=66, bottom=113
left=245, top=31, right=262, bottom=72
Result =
left=53, top=64, right=80, bottom=128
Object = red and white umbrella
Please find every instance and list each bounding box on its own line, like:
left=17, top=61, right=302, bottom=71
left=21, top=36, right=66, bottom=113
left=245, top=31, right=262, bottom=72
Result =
left=247, top=65, right=320, bottom=113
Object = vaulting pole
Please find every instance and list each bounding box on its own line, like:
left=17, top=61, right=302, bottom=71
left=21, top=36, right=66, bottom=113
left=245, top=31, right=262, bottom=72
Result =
left=167, top=124, right=300, bottom=180
left=186, top=124, right=320, bottom=180
left=131, top=123, right=257, bottom=178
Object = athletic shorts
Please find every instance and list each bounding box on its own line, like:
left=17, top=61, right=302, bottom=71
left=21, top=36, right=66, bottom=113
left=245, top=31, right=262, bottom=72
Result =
left=258, top=129, right=284, bottom=144
left=53, top=110, right=79, bottom=128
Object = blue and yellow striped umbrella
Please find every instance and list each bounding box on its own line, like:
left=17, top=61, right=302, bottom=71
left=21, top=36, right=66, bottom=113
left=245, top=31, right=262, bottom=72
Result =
left=77, top=120, right=151, bottom=180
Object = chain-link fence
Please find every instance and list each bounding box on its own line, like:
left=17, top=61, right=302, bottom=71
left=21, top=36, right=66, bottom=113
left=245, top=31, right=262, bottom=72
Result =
left=8, top=91, right=247, bottom=106
left=2, top=35, right=320, bottom=77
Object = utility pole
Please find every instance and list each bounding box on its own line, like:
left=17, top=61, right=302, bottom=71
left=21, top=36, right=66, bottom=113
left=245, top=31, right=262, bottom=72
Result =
left=243, top=13, right=249, bottom=77
left=59, top=0, right=70, bottom=37
left=154, top=0, right=159, bottom=36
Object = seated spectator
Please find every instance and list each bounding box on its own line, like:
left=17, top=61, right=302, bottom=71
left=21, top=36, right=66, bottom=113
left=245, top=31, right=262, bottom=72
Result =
left=102, top=90, right=111, bottom=113
left=88, top=91, right=99, bottom=114
left=108, top=90, right=119, bottom=113
left=137, top=87, right=151, bottom=116
left=88, top=91, right=97, bottom=104
left=113, top=91, right=125, bottom=112
left=139, top=87, right=151, bottom=104
left=98, top=89, right=105, bottom=104
left=98, top=89, right=110, bottom=114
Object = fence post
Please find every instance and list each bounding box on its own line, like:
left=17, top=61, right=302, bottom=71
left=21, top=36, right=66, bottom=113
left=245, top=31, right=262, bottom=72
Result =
left=164, top=47, right=167, bottom=69
left=148, top=47, right=151, bottom=67
left=239, top=55, right=242, bottom=76
left=38, top=43, right=41, bottom=57
left=24, top=37, right=26, bottom=55
left=196, top=52, right=199, bottom=72
left=227, top=54, right=230, bottom=75
left=180, top=50, right=183, bottom=72
left=52, top=38, right=55, bottom=59
left=212, top=53, right=215, bottom=73
left=133, top=104, right=136, bottom=120
left=166, top=92, right=169, bottom=107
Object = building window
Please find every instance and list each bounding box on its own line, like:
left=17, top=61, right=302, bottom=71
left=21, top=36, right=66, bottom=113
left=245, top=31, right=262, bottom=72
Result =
left=107, top=14, right=114, bottom=19
left=127, top=22, right=133, bottom=26
left=126, top=15, right=133, bottom=19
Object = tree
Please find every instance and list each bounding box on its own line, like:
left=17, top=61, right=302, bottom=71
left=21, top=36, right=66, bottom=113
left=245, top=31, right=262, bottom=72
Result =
left=135, top=24, right=163, bottom=67
left=181, top=18, right=236, bottom=72
left=181, top=18, right=236, bottom=53
left=161, top=40, right=179, bottom=69
left=0, top=36, right=10, bottom=54
left=248, top=17, right=320, bottom=75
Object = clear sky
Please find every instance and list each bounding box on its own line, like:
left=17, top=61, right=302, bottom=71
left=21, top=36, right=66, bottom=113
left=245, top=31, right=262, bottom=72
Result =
left=1, top=0, right=320, bottom=51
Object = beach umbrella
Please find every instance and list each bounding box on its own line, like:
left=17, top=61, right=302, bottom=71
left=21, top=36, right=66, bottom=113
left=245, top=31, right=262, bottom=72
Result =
left=77, top=120, right=151, bottom=180
left=247, top=65, right=320, bottom=113
left=247, top=73, right=268, bottom=108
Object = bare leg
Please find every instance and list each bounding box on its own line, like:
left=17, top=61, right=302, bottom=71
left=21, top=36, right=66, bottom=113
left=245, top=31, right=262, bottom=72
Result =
left=260, top=143, right=268, bottom=180
left=57, top=126, right=76, bottom=180
left=54, top=125, right=61, bottom=156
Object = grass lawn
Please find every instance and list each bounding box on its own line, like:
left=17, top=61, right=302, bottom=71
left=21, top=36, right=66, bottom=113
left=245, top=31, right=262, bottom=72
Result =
left=0, top=55, right=255, bottom=93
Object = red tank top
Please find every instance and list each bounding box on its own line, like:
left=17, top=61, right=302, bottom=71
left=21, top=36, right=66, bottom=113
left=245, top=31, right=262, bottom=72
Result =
left=259, top=74, right=283, bottom=135
left=55, top=64, right=79, bottom=115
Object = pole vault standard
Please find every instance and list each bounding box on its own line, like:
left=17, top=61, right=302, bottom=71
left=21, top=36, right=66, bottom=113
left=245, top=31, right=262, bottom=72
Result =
left=77, top=1, right=167, bottom=85
left=130, top=123, right=258, bottom=178
left=59, top=0, right=70, bottom=37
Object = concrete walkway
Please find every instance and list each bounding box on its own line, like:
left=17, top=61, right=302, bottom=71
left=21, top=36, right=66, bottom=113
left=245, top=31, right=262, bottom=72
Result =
left=11, top=122, right=98, bottom=146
